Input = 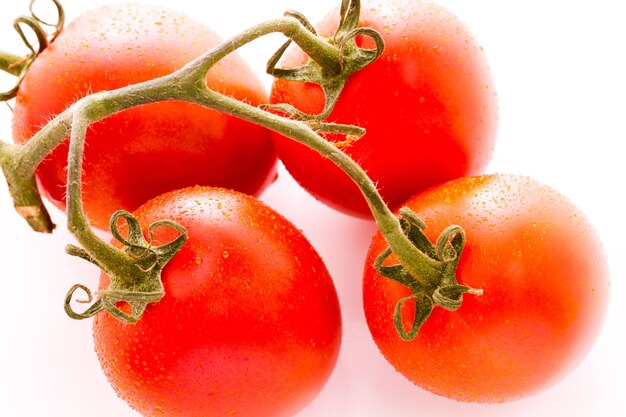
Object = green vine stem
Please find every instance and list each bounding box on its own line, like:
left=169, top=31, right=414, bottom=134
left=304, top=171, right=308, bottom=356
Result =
left=1, top=0, right=481, bottom=331
left=0, top=0, right=67, bottom=232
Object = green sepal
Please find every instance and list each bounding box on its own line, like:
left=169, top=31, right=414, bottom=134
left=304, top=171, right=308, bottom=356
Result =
left=1, top=0, right=65, bottom=100
left=64, top=210, right=187, bottom=324
left=263, top=0, right=384, bottom=122
left=374, top=207, right=482, bottom=340
left=433, top=285, right=483, bottom=312
left=393, top=293, right=434, bottom=341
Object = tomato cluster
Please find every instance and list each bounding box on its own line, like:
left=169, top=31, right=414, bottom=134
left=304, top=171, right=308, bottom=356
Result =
left=12, top=3, right=277, bottom=230
left=5, top=0, right=609, bottom=416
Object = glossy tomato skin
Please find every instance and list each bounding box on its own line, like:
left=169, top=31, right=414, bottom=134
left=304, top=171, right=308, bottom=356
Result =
left=270, top=0, right=497, bottom=218
left=363, top=174, right=609, bottom=402
left=93, top=187, right=341, bottom=417
left=12, top=4, right=277, bottom=229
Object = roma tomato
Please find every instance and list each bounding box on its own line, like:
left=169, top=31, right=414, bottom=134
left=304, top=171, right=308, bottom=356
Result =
left=12, top=4, right=277, bottom=229
left=270, top=0, right=497, bottom=218
left=363, top=174, right=609, bottom=402
left=93, top=187, right=341, bottom=417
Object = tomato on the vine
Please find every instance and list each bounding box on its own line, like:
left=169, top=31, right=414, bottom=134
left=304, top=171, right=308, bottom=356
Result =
left=12, top=4, right=277, bottom=229
left=363, top=174, right=609, bottom=402
left=270, top=0, right=498, bottom=218
left=93, top=186, right=341, bottom=417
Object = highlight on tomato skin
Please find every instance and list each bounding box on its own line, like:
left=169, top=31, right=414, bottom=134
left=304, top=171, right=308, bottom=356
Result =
left=11, top=3, right=278, bottom=230
left=92, top=187, right=342, bottom=417
left=363, top=174, right=610, bottom=403
left=270, top=0, right=498, bottom=218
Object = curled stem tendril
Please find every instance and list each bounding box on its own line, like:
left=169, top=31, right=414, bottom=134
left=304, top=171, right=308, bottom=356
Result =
left=63, top=211, right=187, bottom=324
left=0, top=0, right=65, bottom=100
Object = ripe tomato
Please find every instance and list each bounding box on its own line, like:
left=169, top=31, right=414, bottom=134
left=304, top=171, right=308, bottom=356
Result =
left=270, top=0, right=497, bottom=218
left=93, top=187, right=341, bottom=417
left=363, top=174, right=609, bottom=402
left=12, top=4, right=277, bottom=229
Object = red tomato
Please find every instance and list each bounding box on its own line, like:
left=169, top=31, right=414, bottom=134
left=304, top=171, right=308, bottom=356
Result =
left=12, top=4, right=277, bottom=229
left=93, top=187, right=341, bottom=417
left=270, top=0, right=497, bottom=218
left=363, top=174, right=609, bottom=402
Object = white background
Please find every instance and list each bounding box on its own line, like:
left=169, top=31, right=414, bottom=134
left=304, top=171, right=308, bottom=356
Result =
left=1, top=1, right=624, bottom=416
